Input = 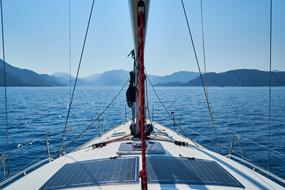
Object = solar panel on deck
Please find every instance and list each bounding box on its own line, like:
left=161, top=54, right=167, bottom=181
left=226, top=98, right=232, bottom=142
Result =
left=147, top=156, right=244, bottom=188
left=40, top=157, right=138, bottom=190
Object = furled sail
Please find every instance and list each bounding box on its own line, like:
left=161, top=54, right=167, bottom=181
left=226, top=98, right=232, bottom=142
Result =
left=129, top=0, right=150, bottom=56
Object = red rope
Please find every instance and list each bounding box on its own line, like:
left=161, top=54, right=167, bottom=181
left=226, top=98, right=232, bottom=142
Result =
left=138, top=3, right=148, bottom=190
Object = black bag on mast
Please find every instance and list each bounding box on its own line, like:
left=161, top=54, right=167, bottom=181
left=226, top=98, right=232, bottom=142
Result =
left=126, top=71, right=136, bottom=108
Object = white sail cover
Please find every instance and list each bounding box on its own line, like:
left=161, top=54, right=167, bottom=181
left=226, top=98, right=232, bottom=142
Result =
left=129, top=0, right=150, bottom=56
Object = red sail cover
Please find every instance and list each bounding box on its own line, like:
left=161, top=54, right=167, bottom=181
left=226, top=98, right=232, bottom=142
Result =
left=129, top=0, right=150, bottom=190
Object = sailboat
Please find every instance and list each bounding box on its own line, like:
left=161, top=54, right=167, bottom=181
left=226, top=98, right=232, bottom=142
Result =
left=1, top=0, right=284, bottom=189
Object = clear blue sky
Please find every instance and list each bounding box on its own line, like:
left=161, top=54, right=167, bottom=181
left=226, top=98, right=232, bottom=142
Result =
left=1, top=0, right=284, bottom=77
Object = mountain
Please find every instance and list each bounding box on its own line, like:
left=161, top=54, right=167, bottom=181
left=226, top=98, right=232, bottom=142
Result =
left=86, top=70, right=129, bottom=86
left=2, top=61, right=284, bottom=87
left=84, top=73, right=102, bottom=82
left=51, top=70, right=199, bottom=87
left=155, top=81, right=185, bottom=86
left=52, top=72, right=94, bottom=86
left=52, top=72, right=73, bottom=81
left=152, top=71, right=199, bottom=85
left=82, top=70, right=199, bottom=86
left=0, top=60, right=200, bottom=87
left=185, top=69, right=285, bottom=86
left=52, top=72, right=74, bottom=85
left=52, top=70, right=130, bottom=86
left=0, top=60, right=63, bottom=86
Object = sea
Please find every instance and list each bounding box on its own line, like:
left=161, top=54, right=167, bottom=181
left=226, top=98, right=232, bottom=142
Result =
left=0, top=86, right=284, bottom=182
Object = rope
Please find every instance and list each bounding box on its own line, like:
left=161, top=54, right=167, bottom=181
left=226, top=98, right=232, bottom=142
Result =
left=137, top=4, right=148, bottom=189
left=200, top=0, right=208, bottom=95
left=0, top=0, right=10, bottom=177
left=180, top=0, right=220, bottom=153
left=59, top=0, right=96, bottom=156
left=61, top=79, right=128, bottom=152
left=267, top=0, right=272, bottom=172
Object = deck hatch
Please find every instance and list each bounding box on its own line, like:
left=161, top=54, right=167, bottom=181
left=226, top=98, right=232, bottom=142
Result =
left=147, top=156, right=244, bottom=188
left=117, top=141, right=165, bottom=155
left=40, top=157, right=139, bottom=190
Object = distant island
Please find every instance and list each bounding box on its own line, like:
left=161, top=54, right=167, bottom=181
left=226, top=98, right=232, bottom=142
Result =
left=184, top=70, right=285, bottom=87
left=0, top=60, right=285, bottom=87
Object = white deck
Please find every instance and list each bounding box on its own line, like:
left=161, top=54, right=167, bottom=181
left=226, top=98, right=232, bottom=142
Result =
left=4, top=121, right=284, bottom=190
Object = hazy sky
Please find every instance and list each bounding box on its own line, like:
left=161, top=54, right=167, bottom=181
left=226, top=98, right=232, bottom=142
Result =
left=1, top=0, right=284, bottom=77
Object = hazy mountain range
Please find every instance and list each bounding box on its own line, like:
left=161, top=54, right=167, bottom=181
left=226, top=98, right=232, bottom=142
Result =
left=0, top=60, right=63, bottom=86
left=1, top=60, right=285, bottom=87
left=53, top=70, right=200, bottom=86
left=0, top=60, right=199, bottom=86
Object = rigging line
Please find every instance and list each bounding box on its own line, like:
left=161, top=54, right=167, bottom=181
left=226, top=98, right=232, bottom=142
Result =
left=200, top=0, right=208, bottom=95
left=145, top=77, right=152, bottom=123
left=7, top=155, right=51, bottom=178
left=146, top=73, right=177, bottom=130
left=267, top=0, right=273, bottom=171
left=187, top=130, right=237, bottom=152
left=68, top=0, right=72, bottom=100
left=180, top=0, right=220, bottom=153
left=10, top=138, right=49, bottom=155
left=9, top=131, right=66, bottom=155
left=62, top=79, right=128, bottom=152
left=216, top=127, right=285, bottom=158
left=0, top=0, right=10, bottom=177
left=59, top=0, right=96, bottom=156
left=145, top=73, right=172, bottom=117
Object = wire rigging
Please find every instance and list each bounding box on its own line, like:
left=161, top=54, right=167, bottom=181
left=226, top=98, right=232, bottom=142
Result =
left=0, top=0, right=10, bottom=177
left=61, top=79, right=129, bottom=152
left=59, top=0, right=96, bottom=156
left=145, top=78, right=152, bottom=123
left=267, top=0, right=273, bottom=172
left=200, top=0, right=208, bottom=95
left=220, top=127, right=285, bottom=158
left=146, top=74, right=178, bottom=132
left=146, top=74, right=172, bottom=118
left=180, top=0, right=220, bottom=153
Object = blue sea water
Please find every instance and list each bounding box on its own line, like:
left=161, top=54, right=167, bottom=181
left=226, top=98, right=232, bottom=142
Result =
left=0, top=86, right=284, bottom=181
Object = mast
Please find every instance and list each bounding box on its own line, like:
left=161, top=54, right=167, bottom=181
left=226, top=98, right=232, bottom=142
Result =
left=129, top=0, right=149, bottom=189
